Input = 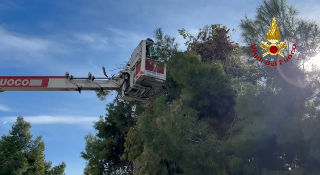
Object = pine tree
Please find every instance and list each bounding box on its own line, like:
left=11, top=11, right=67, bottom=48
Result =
left=120, top=27, right=238, bottom=174
left=81, top=95, right=137, bottom=175
left=233, top=0, right=320, bottom=174
left=0, top=116, right=66, bottom=175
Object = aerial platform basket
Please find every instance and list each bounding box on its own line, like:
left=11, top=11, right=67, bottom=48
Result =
left=121, top=38, right=166, bottom=102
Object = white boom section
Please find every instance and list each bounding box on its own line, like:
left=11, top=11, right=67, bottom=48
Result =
left=0, top=75, right=124, bottom=92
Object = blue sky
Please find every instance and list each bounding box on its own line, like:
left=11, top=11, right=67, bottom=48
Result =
left=0, top=0, right=318, bottom=174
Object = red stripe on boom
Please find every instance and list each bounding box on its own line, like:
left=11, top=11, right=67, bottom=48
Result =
left=0, top=76, right=65, bottom=79
left=0, top=76, right=64, bottom=88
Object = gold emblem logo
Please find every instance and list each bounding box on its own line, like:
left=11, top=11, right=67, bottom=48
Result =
left=260, top=17, right=287, bottom=57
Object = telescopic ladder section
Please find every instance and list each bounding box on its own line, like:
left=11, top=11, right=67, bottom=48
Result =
left=0, top=72, right=124, bottom=93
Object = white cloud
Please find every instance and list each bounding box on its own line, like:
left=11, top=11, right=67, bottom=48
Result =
left=105, top=26, right=200, bottom=51
left=2, top=115, right=99, bottom=125
left=104, top=27, right=149, bottom=49
left=105, top=27, right=125, bottom=36
left=72, top=33, right=108, bottom=50
left=0, top=26, right=62, bottom=54
left=0, top=104, right=11, bottom=112
left=0, top=26, right=71, bottom=70
left=105, top=26, right=201, bottom=52
left=0, top=26, right=109, bottom=73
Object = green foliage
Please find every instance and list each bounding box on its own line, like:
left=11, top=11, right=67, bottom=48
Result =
left=134, top=96, right=223, bottom=174
left=178, top=24, right=253, bottom=80
left=240, top=0, right=320, bottom=72
left=95, top=90, right=111, bottom=101
left=151, top=28, right=179, bottom=62
left=0, top=116, right=66, bottom=175
left=168, top=52, right=236, bottom=125
left=233, top=1, right=320, bottom=173
left=45, top=162, right=66, bottom=175
left=178, top=24, right=236, bottom=63
left=81, top=95, right=138, bottom=175
left=125, top=30, right=237, bottom=173
left=82, top=1, right=320, bottom=174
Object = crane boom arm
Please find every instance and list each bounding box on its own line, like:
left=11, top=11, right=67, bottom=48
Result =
left=0, top=75, right=124, bottom=93
left=0, top=38, right=167, bottom=102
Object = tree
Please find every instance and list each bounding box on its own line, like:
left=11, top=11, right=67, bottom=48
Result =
left=178, top=24, right=250, bottom=79
left=178, top=24, right=236, bottom=63
left=44, top=161, right=66, bottom=175
left=82, top=3, right=320, bottom=172
left=120, top=27, right=239, bottom=174
left=240, top=0, right=320, bottom=81
left=177, top=25, right=240, bottom=141
left=232, top=0, right=320, bottom=174
left=80, top=28, right=180, bottom=175
left=0, top=116, right=66, bottom=175
left=81, top=95, right=138, bottom=175
left=129, top=54, right=235, bottom=174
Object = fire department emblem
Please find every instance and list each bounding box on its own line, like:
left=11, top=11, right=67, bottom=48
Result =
left=260, top=17, right=287, bottom=57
